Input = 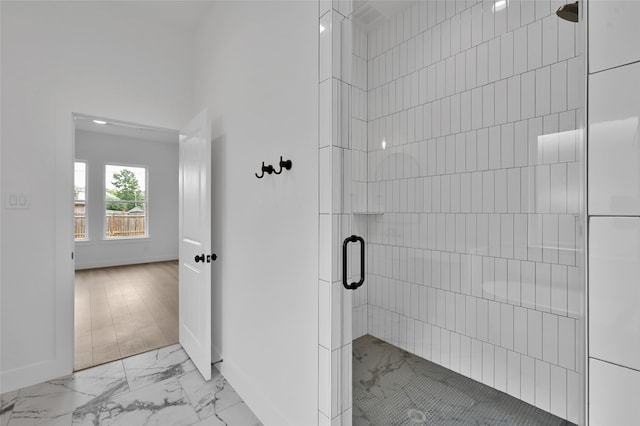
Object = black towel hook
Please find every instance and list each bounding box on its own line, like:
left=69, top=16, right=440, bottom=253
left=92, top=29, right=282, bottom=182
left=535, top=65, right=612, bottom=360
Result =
left=274, top=156, right=293, bottom=174
left=255, top=162, right=274, bottom=179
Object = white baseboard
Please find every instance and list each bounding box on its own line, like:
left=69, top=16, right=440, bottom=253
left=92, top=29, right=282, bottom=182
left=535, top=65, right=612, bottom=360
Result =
left=74, top=255, right=178, bottom=270
left=0, top=358, right=71, bottom=394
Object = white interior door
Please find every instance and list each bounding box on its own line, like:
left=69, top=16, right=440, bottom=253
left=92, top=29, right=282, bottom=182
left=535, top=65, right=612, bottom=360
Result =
left=179, top=109, right=212, bottom=380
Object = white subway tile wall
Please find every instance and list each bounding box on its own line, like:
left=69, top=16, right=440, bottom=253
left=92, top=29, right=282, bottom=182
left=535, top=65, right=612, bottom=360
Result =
left=589, top=358, right=640, bottom=425
left=588, top=2, right=640, bottom=425
left=318, top=4, right=364, bottom=424
left=589, top=62, right=640, bottom=216
left=589, top=218, right=640, bottom=372
left=588, top=0, right=640, bottom=74
left=349, top=0, right=583, bottom=423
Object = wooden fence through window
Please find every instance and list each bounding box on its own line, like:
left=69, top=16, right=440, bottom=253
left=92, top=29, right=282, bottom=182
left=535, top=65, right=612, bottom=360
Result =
left=106, top=214, right=145, bottom=237
left=74, top=216, right=86, bottom=239
left=74, top=215, right=146, bottom=238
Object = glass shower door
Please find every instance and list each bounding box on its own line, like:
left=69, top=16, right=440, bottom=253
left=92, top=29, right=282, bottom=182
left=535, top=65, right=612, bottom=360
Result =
left=340, top=1, right=586, bottom=424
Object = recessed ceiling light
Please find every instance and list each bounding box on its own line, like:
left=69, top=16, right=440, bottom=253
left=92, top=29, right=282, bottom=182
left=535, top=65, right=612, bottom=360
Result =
left=93, top=120, right=107, bottom=125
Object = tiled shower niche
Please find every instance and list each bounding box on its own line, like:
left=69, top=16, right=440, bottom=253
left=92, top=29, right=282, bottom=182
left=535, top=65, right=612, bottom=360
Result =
left=318, top=0, right=586, bottom=425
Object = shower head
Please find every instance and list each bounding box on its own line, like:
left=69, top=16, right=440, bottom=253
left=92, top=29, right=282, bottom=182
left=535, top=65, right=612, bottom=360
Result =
left=556, top=1, right=579, bottom=23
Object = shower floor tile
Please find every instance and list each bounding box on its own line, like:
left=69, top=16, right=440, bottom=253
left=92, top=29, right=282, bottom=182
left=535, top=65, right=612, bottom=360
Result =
left=353, top=335, right=575, bottom=426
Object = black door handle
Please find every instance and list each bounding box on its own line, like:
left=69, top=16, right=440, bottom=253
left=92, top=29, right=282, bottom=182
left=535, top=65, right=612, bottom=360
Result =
left=343, top=235, right=365, bottom=290
left=195, top=253, right=217, bottom=263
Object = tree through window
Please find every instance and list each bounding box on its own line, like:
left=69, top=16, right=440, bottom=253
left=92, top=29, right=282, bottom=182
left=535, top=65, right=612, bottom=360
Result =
left=105, top=164, right=147, bottom=238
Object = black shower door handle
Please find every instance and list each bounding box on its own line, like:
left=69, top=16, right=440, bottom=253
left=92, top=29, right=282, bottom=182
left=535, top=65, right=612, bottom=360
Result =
left=343, top=235, right=365, bottom=290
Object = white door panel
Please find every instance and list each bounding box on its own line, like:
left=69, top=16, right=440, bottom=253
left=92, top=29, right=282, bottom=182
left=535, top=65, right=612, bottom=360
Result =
left=179, top=109, right=211, bottom=381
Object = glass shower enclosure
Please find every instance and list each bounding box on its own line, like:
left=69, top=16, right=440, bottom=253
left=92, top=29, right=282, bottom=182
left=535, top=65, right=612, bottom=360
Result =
left=325, top=0, right=586, bottom=424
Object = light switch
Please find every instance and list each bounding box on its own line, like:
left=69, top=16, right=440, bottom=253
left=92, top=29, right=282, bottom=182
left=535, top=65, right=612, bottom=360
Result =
left=5, top=192, right=30, bottom=209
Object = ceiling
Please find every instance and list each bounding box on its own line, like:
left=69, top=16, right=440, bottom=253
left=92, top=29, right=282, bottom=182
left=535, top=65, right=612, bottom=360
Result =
left=74, top=115, right=179, bottom=144
left=353, top=0, right=414, bottom=31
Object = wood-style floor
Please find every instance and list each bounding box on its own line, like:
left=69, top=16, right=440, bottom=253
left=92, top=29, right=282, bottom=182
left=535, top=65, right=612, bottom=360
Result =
left=74, top=261, right=178, bottom=371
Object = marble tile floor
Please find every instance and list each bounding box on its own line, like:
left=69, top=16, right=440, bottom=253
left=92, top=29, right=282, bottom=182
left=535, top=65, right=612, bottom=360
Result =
left=353, top=335, right=576, bottom=426
left=0, top=344, right=262, bottom=426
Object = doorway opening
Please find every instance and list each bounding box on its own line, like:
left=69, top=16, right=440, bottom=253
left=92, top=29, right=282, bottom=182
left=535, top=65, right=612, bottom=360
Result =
left=74, top=262, right=178, bottom=370
left=72, top=114, right=180, bottom=371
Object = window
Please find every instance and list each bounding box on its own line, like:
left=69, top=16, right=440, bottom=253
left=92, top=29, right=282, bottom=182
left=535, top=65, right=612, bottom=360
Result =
left=74, top=161, right=87, bottom=240
left=105, top=164, right=147, bottom=238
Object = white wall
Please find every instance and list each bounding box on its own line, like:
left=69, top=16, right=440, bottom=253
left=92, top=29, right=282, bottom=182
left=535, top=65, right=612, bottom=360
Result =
left=2, top=4, right=320, bottom=424
left=193, top=2, right=318, bottom=425
left=0, top=1, right=195, bottom=392
left=587, top=2, right=640, bottom=424
left=74, top=130, right=178, bottom=269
